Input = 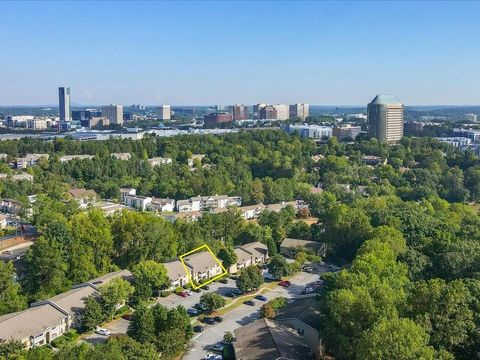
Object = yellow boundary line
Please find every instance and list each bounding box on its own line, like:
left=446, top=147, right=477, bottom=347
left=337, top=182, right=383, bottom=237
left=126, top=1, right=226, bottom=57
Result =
left=179, top=244, right=228, bottom=289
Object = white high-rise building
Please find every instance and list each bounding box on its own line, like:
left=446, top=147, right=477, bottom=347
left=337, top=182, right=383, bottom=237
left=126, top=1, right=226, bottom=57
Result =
left=289, top=103, right=309, bottom=120
left=273, top=104, right=289, bottom=120
left=101, top=105, right=124, bottom=125
left=367, top=94, right=404, bottom=143
left=157, top=105, right=171, bottom=121
left=58, top=87, right=71, bottom=123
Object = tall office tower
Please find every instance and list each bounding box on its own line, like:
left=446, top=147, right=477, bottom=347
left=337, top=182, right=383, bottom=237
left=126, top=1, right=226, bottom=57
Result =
left=229, top=105, right=248, bottom=121
left=157, top=105, right=171, bottom=121
left=101, top=104, right=124, bottom=125
left=259, top=105, right=277, bottom=120
left=273, top=104, right=289, bottom=120
left=289, top=103, right=310, bottom=120
left=253, top=103, right=267, bottom=119
left=367, top=94, right=404, bottom=143
left=58, top=87, right=71, bottom=122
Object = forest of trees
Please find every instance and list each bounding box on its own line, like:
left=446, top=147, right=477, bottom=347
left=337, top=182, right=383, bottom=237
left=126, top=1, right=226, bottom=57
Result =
left=3, top=130, right=480, bottom=358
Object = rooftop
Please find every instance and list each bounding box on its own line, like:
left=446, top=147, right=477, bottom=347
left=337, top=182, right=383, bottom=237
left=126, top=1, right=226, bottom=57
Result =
left=47, top=284, right=98, bottom=315
left=183, top=250, right=220, bottom=273
left=240, top=242, right=268, bottom=259
left=0, top=304, right=66, bottom=341
left=234, top=318, right=314, bottom=360
left=369, top=94, right=402, bottom=105
left=164, top=260, right=188, bottom=281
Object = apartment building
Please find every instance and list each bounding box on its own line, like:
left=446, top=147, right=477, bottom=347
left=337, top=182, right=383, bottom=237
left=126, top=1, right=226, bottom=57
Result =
left=176, top=195, right=242, bottom=212
left=229, top=242, right=269, bottom=273
left=15, top=154, right=49, bottom=169
left=147, top=157, right=172, bottom=167
left=59, top=155, right=94, bottom=163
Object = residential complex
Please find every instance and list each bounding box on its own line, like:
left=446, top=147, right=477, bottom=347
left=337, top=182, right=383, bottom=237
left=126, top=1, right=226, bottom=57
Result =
left=284, top=124, right=333, bottom=139
left=367, top=94, right=404, bottom=143
left=176, top=195, right=242, bottom=212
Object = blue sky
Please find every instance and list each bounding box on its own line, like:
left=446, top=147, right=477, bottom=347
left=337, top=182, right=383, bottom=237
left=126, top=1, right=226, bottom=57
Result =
left=0, top=1, right=479, bottom=106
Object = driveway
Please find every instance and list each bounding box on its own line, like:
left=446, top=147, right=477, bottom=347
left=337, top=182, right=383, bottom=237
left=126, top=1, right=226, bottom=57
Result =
left=81, top=318, right=130, bottom=344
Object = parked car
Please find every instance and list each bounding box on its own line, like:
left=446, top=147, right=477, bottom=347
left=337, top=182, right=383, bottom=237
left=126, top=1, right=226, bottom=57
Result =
left=303, top=266, right=314, bottom=273
left=185, top=289, right=192, bottom=295
left=213, top=316, right=223, bottom=323
left=203, top=317, right=216, bottom=325
left=278, top=280, right=291, bottom=287
left=187, top=308, right=199, bottom=316
left=209, top=344, right=225, bottom=352
left=195, top=303, right=207, bottom=311
left=232, top=288, right=243, bottom=295
left=301, top=287, right=314, bottom=295
left=219, top=278, right=228, bottom=284
left=244, top=300, right=255, bottom=306
left=255, top=295, right=268, bottom=301
left=319, top=261, right=325, bottom=265
left=95, top=328, right=110, bottom=336
left=203, top=285, right=210, bottom=290
left=203, top=354, right=222, bottom=360
left=226, top=292, right=237, bottom=298
left=193, top=325, right=204, bottom=333
left=178, top=291, right=189, bottom=297
left=1, top=250, right=12, bottom=255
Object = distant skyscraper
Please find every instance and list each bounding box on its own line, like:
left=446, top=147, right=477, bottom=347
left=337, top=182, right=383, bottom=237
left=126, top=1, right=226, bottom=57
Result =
left=259, top=105, right=277, bottom=120
left=58, top=87, right=71, bottom=122
left=367, top=94, right=404, bottom=143
left=101, top=104, right=124, bottom=125
left=273, top=104, right=289, bottom=120
left=289, top=103, right=309, bottom=120
left=157, top=105, right=171, bottom=121
left=253, top=104, right=267, bottom=119
left=228, top=105, right=248, bottom=121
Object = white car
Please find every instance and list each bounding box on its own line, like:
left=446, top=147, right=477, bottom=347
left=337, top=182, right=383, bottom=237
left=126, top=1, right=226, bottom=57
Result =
left=95, top=327, right=110, bottom=336
left=203, top=354, right=223, bottom=360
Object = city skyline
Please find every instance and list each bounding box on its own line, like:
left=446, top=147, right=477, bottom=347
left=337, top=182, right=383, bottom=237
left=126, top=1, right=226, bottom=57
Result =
left=1, top=1, right=480, bottom=106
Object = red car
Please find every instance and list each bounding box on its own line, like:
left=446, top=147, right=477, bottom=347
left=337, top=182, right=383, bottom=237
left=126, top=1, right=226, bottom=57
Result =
left=278, top=280, right=291, bottom=287
left=178, top=291, right=189, bottom=297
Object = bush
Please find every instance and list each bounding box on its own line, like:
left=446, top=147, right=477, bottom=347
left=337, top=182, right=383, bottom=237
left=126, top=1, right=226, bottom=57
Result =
left=115, top=305, right=130, bottom=315
left=174, top=286, right=183, bottom=294
left=183, top=282, right=192, bottom=289
left=50, top=330, right=79, bottom=348
left=160, top=290, right=173, bottom=297
left=269, top=297, right=287, bottom=311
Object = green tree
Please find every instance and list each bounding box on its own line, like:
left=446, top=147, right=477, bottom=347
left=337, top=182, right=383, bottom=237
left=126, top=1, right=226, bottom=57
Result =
left=23, top=236, right=70, bottom=299
left=131, top=260, right=169, bottom=301
left=267, top=254, right=290, bottom=279
left=356, top=317, right=435, bottom=360
left=0, top=261, right=27, bottom=315
left=99, top=278, right=134, bottom=319
left=236, top=265, right=264, bottom=292
left=217, top=246, right=238, bottom=269
left=127, top=305, right=155, bottom=344
left=200, top=292, right=226, bottom=311
left=81, top=296, right=105, bottom=331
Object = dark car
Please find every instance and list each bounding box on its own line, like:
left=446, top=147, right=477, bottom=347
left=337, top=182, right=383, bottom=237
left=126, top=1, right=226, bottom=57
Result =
left=195, top=303, right=207, bottom=311
left=213, top=316, right=223, bottom=323
left=232, top=288, right=243, bottom=295
left=203, top=317, right=216, bottom=325
left=202, top=285, right=210, bottom=290
left=219, top=278, right=228, bottom=284
left=226, top=292, right=237, bottom=298
left=255, top=295, right=267, bottom=301
left=244, top=300, right=255, bottom=306
left=193, top=325, right=204, bottom=333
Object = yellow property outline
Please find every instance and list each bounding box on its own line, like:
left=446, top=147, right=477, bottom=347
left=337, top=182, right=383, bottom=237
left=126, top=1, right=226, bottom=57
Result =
left=179, top=244, right=228, bottom=289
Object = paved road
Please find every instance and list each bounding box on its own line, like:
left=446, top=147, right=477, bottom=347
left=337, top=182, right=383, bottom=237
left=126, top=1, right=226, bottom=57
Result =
left=156, top=278, right=238, bottom=310
left=82, top=262, right=337, bottom=358
left=183, top=268, right=327, bottom=360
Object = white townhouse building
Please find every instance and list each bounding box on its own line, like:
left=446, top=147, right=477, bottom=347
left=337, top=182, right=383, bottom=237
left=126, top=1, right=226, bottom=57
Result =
left=176, top=195, right=242, bottom=212
left=147, top=157, right=172, bottom=167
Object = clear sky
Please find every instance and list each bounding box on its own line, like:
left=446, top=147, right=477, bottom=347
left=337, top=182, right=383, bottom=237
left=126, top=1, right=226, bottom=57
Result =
left=1, top=1, right=479, bottom=106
